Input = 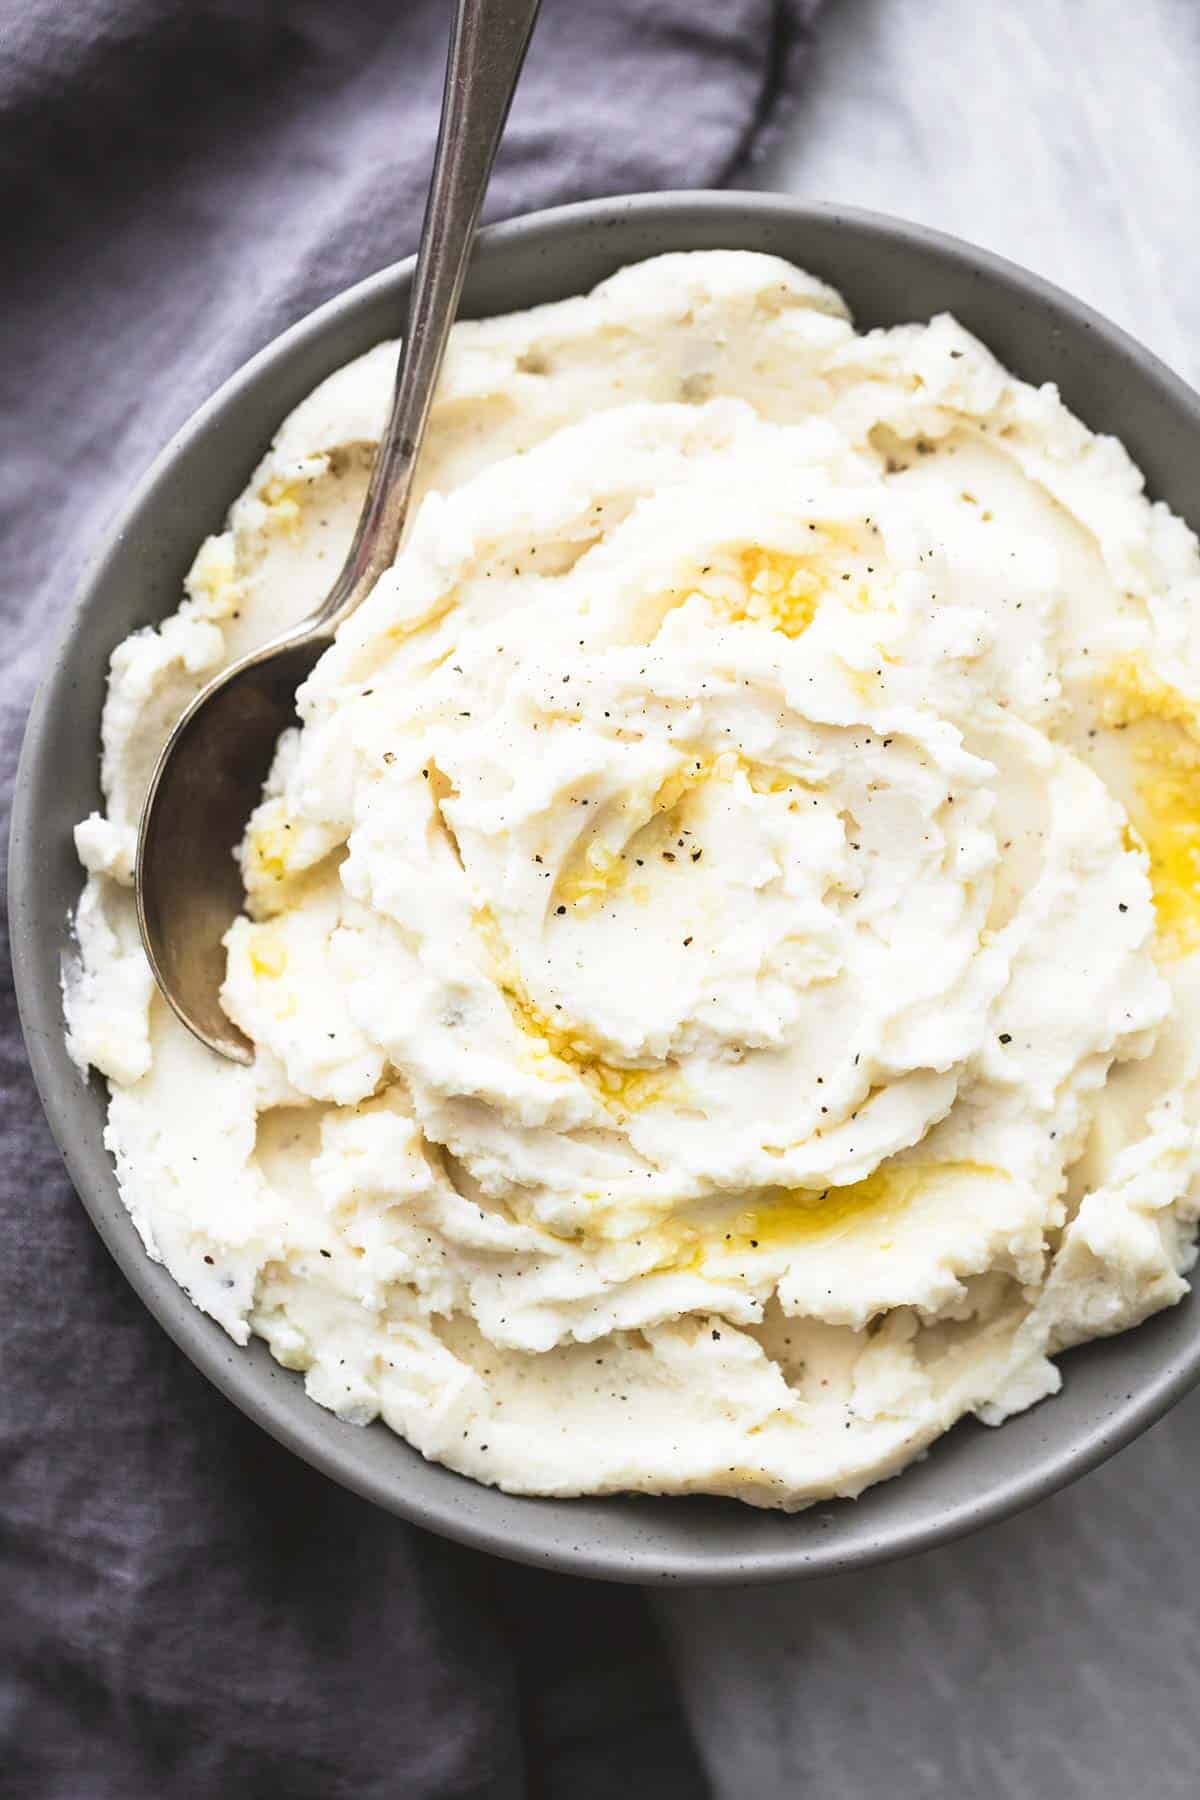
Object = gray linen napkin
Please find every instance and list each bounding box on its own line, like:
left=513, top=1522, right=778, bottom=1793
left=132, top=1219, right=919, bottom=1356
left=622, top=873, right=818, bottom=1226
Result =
left=0, top=3, right=822, bottom=1793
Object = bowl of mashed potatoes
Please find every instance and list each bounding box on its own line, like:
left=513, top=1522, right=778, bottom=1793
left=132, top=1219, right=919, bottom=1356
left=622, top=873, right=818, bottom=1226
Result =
left=13, top=193, right=1200, bottom=1582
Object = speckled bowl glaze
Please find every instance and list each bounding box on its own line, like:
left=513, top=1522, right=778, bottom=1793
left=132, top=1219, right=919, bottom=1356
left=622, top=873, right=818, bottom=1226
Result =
left=12, top=193, right=1200, bottom=1584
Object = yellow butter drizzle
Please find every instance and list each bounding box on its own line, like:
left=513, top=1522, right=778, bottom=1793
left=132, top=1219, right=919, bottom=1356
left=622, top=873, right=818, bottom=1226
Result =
left=241, top=799, right=342, bottom=921
left=260, top=475, right=304, bottom=534
left=245, top=922, right=287, bottom=978
left=720, top=547, right=823, bottom=637
left=185, top=534, right=240, bottom=619
left=665, top=533, right=873, bottom=642
left=553, top=534, right=872, bottom=915
left=555, top=749, right=813, bottom=916
left=1101, top=655, right=1200, bottom=956
left=553, top=753, right=723, bottom=916
left=475, top=906, right=678, bottom=1115
left=694, top=1160, right=1004, bottom=1265
left=556, top=842, right=631, bottom=913
left=244, top=805, right=292, bottom=886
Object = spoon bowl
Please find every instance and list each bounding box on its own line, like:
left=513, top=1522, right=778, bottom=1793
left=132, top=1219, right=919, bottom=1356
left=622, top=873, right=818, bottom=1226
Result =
left=136, top=631, right=327, bottom=1061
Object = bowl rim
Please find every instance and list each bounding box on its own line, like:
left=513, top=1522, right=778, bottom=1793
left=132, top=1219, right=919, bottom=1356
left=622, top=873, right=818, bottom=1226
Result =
left=12, top=188, right=1200, bottom=1585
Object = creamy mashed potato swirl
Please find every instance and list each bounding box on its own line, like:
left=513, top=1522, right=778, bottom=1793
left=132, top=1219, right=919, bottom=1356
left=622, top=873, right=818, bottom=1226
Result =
left=67, top=253, right=1200, bottom=1508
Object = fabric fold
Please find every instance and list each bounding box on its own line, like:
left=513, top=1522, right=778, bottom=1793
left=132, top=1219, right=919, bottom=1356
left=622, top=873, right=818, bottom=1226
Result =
left=0, top=3, right=822, bottom=1793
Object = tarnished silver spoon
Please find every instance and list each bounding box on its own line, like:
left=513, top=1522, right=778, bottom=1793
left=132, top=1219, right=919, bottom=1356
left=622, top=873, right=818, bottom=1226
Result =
left=136, top=0, right=541, bottom=1062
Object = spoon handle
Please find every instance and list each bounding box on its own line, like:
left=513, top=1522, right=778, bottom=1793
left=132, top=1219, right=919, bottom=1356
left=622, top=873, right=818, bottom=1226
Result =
left=317, top=0, right=542, bottom=632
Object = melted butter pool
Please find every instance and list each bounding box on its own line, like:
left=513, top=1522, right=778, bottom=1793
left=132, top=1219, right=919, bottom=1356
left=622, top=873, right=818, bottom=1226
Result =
left=1136, top=765, right=1200, bottom=956
left=475, top=905, right=681, bottom=1116
left=688, top=1160, right=1004, bottom=1269
left=1101, top=656, right=1200, bottom=957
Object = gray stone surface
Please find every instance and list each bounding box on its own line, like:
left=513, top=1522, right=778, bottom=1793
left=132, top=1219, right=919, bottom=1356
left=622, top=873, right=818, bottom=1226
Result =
left=661, top=3, right=1200, bottom=1792
left=754, top=0, right=1200, bottom=384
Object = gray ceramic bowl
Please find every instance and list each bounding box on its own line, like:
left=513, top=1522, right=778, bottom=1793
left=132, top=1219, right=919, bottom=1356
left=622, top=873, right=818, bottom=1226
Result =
left=12, top=193, right=1200, bottom=1584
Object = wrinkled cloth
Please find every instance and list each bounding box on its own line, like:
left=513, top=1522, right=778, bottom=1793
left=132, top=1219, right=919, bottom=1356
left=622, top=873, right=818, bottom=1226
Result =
left=0, top=1, right=824, bottom=1794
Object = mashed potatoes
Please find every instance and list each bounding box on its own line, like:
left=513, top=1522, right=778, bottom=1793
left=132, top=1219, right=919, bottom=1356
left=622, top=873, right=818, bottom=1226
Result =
left=66, top=252, right=1200, bottom=1509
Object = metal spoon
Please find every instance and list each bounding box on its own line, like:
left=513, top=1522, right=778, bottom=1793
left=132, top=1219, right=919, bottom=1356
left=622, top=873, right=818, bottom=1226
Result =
left=136, top=0, right=542, bottom=1063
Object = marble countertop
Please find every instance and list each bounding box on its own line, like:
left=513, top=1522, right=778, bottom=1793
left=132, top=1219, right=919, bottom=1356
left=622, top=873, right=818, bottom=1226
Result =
left=657, top=4, right=1200, bottom=1795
